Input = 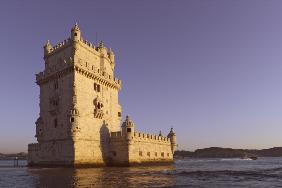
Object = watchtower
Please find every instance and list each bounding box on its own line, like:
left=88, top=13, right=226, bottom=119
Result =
left=28, top=24, right=122, bottom=166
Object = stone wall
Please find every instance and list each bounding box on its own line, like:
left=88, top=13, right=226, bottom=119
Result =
left=128, top=132, right=173, bottom=164
left=109, top=131, right=173, bottom=166
left=28, top=140, right=74, bottom=166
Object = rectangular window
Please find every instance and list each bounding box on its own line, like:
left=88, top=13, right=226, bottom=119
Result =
left=139, top=151, right=142, bottom=157
left=127, top=128, right=131, bottom=132
left=155, top=152, right=157, bottom=157
left=118, top=112, right=121, bottom=117
left=112, top=151, right=117, bottom=157
left=54, top=81, right=58, bottom=90
left=147, top=152, right=150, bottom=157
left=94, top=83, right=101, bottom=92
left=161, top=152, right=164, bottom=157
left=54, top=118, right=57, bottom=128
left=71, top=117, right=74, bottom=122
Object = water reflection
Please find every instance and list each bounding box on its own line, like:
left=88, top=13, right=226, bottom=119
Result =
left=28, top=165, right=176, bottom=187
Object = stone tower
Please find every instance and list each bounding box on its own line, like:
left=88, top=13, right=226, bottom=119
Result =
left=28, top=24, right=122, bottom=166
left=28, top=24, right=176, bottom=167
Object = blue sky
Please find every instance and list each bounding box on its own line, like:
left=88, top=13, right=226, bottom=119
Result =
left=1, top=0, right=282, bottom=153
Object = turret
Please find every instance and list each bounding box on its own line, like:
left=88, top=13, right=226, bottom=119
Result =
left=98, top=41, right=108, bottom=56
left=108, top=48, right=115, bottom=70
left=108, top=48, right=115, bottom=62
left=167, top=128, right=177, bottom=154
left=71, top=23, right=81, bottom=42
left=121, top=116, right=135, bottom=140
left=43, top=40, right=52, bottom=56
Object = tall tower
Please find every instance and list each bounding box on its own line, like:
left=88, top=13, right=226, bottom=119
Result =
left=28, top=24, right=122, bottom=166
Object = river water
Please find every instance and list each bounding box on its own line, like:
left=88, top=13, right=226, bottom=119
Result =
left=0, top=157, right=282, bottom=187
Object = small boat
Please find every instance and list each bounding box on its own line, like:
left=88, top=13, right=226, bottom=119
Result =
left=240, top=154, right=258, bottom=160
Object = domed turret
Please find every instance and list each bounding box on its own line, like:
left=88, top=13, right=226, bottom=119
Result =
left=43, top=40, right=52, bottom=56
left=167, top=128, right=177, bottom=154
left=71, top=23, right=81, bottom=42
left=121, top=116, right=135, bottom=140
left=108, top=48, right=115, bottom=70
left=98, top=41, right=108, bottom=56
left=108, top=48, right=115, bottom=63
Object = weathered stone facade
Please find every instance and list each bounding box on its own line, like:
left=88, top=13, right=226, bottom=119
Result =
left=28, top=24, right=177, bottom=167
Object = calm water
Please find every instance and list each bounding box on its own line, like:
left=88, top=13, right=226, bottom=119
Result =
left=1, top=158, right=282, bottom=187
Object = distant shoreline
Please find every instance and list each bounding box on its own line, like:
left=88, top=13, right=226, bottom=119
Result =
left=0, top=152, right=27, bottom=160
left=2, top=147, right=282, bottom=160
left=175, top=147, right=282, bottom=158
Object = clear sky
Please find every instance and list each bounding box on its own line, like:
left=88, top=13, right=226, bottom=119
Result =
left=1, top=0, right=282, bottom=153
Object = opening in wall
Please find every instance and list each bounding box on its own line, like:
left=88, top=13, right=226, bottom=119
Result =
left=54, top=81, right=58, bottom=90
left=54, top=118, right=57, bottom=128
left=94, top=83, right=101, bottom=92
left=127, top=128, right=131, bottom=132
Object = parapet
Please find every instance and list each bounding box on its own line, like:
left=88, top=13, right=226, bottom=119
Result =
left=133, top=131, right=171, bottom=143
left=28, top=143, right=39, bottom=151
left=44, top=36, right=115, bottom=65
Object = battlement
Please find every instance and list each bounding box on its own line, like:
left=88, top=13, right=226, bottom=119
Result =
left=28, top=143, right=39, bottom=151
left=44, top=37, right=115, bottom=63
left=110, top=130, right=171, bottom=143
left=36, top=57, right=121, bottom=89
left=133, top=131, right=171, bottom=143
left=110, top=131, right=122, bottom=138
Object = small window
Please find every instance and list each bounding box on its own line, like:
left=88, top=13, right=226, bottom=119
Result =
left=139, top=151, right=142, bottom=157
left=155, top=152, right=157, bottom=157
left=112, top=151, right=117, bottom=157
left=167, top=153, right=170, bottom=157
left=147, top=152, right=150, bottom=157
left=71, top=117, right=74, bottom=122
left=54, top=118, right=57, bottom=128
left=161, top=152, right=164, bottom=157
left=94, top=83, right=101, bottom=92
left=54, top=81, right=58, bottom=90
left=74, top=33, right=77, bottom=36
left=127, top=128, right=131, bottom=132
left=118, top=112, right=121, bottom=117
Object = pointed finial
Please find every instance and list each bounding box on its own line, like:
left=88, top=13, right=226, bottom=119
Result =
left=72, top=22, right=80, bottom=30
left=44, top=40, right=51, bottom=46
left=159, top=131, right=163, bottom=136
left=99, top=40, right=104, bottom=48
